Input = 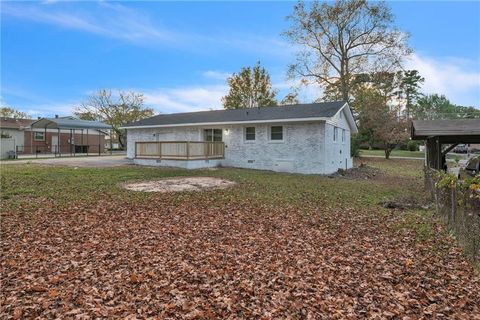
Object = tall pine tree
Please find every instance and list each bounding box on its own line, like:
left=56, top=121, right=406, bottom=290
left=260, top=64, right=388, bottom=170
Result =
left=222, top=62, right=277, bottom=109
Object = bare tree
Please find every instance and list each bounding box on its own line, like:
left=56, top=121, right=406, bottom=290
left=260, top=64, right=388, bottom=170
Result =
left=75, top=90, right=155, bottom=149
left=280, top=90, right=300, bottom=105
left=284, top=0, right=411, bottom=103
left=0, top=106, right=30, bottom=119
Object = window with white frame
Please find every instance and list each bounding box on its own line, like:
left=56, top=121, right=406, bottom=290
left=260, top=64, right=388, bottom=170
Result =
left=342, top=129, right=345, bottom=142
left=270, top=126, right=283, bottom=140
left=34, top=131, right=45, bottom=141
left=333, top=127, right=338, bottom=142
left=245, top=127, right=255, bottom=141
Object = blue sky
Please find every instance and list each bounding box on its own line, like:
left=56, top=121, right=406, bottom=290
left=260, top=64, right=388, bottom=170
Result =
left=1, top=1, right=479, bottom=117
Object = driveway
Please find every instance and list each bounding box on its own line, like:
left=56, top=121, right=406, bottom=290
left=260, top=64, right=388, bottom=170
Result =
left=0, top=155, right=133, bottom=168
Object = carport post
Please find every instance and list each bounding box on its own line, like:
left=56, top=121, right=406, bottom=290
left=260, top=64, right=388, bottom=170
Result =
left=86, top=129, right=89, bottom=156
left=98, top=130, right=101, bottom=156
left=73, top=129, right=76, bottom=157
left=58, top=128, right=61, bottom=157
left=110, top=129, right=113, bottom=155
left=81, top=129, right=84, bottom=154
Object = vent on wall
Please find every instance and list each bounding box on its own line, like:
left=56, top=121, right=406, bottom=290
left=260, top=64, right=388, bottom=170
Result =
left=247, top=160, right=255, bottom=163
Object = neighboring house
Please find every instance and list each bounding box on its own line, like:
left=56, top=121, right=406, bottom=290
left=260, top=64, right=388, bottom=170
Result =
left=0, top=118, right=34, bottom=147
left=122, top=101, right=358, bottom=174
left=0, top=116, right=110, bottom=155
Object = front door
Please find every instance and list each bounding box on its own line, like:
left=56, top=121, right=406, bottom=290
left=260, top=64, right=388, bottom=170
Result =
left=51, top=135, right=59, bottom=154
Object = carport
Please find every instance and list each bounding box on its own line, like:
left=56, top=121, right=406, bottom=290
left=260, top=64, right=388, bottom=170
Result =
left=411, top=119, right=480, bottom=170
left=29, top=116, right=112, bottom=157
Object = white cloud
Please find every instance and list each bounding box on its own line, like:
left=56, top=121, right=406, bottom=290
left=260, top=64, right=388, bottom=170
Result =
left=202, top=71, right=231, bottom=81
left=405, top=53, right=480, bottom=107
left=2, top=2, right=176, bottom=45
left=143, top=85, right=228, bottom=113
left=2, top=2, right=289, bottom=56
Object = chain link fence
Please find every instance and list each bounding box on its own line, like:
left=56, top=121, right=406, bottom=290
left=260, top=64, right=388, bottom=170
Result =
left=425, top=169, right=480, bottom=263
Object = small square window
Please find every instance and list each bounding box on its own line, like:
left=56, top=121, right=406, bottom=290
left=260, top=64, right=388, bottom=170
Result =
left=245, top=127, right=255, bottom=141
left=34, top=132, right=45, bottom=141
left=270, top=126, right=283, bottom=140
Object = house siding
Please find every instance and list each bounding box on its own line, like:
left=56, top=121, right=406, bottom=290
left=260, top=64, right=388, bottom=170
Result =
left=127, top=121, right=330, bottom=174
left=0, top=129, right=24, bottom=147
left=324, top=108, right=353, bottom=173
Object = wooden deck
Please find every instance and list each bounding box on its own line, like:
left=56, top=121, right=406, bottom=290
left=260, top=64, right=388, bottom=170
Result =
left=135, top=141, right=225, bottom=160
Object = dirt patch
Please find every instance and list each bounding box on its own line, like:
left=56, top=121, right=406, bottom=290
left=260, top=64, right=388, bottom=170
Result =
left=123, top=177, right=236, bottom=193
left=380, top=194, right=433, bottom=210
left=330, top=163, right=384, bottom=180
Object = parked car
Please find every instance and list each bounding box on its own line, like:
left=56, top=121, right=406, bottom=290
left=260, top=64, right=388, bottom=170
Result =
left=453, top=144, right=468, bottom=154
left=459, top=156, right=480, bottom=179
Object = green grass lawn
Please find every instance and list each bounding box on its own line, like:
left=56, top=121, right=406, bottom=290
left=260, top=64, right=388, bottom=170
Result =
left=360, top=149, right=425, bottom=158
left=1, top=159, right=479, bottom=318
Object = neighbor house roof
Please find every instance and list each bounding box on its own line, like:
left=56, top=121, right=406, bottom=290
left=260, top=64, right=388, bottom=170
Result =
left=0, top=117, right=35, bottom=129
left=122, top=101, right=356, bottom=131
left=30, top=116, right=112, bottom=130
left=411, top=119, right=480, bottom=140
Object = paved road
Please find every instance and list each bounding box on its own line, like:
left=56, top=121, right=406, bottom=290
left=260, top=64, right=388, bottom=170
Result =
left=360, top=155, right=425, bottom=160
left=0, top=155, right=133, bottom=168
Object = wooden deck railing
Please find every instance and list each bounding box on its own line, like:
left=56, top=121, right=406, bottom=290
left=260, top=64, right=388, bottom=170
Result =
left=135, top=141, right=225, bottom=160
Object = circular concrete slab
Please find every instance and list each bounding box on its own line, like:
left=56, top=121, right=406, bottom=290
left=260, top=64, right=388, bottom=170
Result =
left=123, top=177, right=236, bottom=193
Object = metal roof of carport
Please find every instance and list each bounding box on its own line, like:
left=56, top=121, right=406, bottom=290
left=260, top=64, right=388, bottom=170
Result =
left=410, top=118, right=480, bottom=170
left=411, top=119, right=480, bottom=143
left=30, top=117, right=111, bottom=130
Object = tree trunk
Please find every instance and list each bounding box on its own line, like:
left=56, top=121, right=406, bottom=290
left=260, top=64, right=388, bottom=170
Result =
left=384, top=147, right=391, bottom=159
left=115, top=129, right=125, bottom=150
left=406, top=92, right=410, bottom=119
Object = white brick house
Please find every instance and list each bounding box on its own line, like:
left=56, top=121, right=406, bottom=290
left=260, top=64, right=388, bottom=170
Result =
left=122, top=101, right=358, bottom=174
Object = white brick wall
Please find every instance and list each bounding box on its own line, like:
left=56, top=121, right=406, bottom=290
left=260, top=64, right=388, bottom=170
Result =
left=126, top=119, right=352, bottom=174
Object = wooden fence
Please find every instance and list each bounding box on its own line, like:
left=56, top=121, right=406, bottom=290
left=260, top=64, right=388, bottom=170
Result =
left=425, top=169, right=480, bottom=263
left=135, top=141, right=225, bottom=160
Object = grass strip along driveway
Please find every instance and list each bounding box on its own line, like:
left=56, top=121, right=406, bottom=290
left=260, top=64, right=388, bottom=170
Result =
left=1, top=158, right=479, bottom=318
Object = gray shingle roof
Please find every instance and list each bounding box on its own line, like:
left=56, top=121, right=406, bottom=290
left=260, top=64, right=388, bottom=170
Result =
left=124, top=101, right=347, bottom=128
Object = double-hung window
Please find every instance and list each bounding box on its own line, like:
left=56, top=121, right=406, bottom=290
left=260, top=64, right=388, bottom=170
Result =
left=245, top=127, right=255, bottom=141
left=270, top=126, right=283, bottom=141
left=34, top=132, right=45, bottom=141
left=342, top=129, right=346, bottom=143
left=333, top=127, right=338, bottom=142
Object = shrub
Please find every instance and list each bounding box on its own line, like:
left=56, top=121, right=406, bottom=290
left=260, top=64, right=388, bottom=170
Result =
left=351, top=135, right=361, bottom=158
left=407, top=140, right=420, bottom=152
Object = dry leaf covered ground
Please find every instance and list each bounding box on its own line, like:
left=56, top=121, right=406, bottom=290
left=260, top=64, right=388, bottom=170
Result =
left=1, top=158, right=479, bottom=319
